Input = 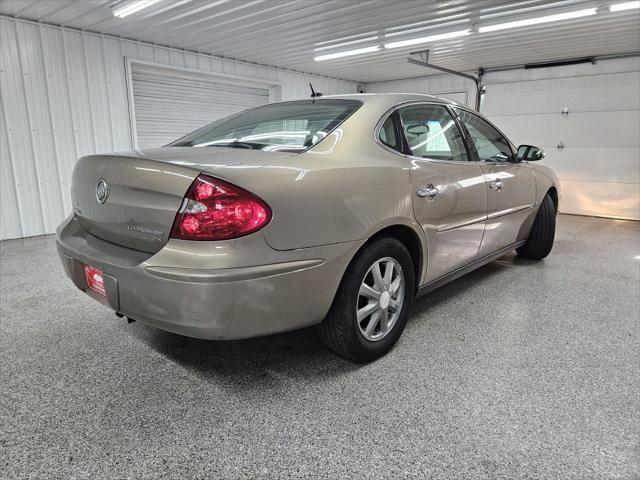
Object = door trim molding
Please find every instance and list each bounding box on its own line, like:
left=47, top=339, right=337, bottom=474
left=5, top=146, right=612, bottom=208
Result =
left=437, top=215, right=487, bottom=232
left=487, top=204, right=533, bottom=220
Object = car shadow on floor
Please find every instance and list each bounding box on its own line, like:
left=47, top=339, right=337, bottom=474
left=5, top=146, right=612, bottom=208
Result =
left=130, top=253, right=521, bottom=387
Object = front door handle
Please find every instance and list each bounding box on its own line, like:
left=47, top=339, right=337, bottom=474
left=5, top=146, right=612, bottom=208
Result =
left=489, top=179, right=503, bottom=191
left=417, top=184, right=439, bottom=200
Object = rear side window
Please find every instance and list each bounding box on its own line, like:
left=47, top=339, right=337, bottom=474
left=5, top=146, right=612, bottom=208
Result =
left=398, top=104, right=468, bottom=162
left=378, top=114, right=400, bottom=151
left=170, top=99, right=362, bottom=152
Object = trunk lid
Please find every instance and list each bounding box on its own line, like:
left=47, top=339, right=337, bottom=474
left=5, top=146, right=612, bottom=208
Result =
left=70, top=147, right=293, bottom=253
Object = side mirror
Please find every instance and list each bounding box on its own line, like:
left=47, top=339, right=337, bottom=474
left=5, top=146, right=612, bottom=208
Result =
left=516, top=145, right=545, bottom=162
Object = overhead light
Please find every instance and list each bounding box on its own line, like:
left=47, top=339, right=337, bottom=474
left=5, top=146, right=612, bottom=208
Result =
left=478, top=8, right=598, bottom=33
left=112, top=0, right=161, bottom=18
left=384, top=29, right=471, bottom=49
left=610, top=1, right=640, bottom=12
left=314, top=45, right=380, bottom=61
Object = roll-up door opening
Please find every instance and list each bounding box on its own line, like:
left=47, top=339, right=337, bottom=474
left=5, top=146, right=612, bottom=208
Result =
left=129, top=63, right=271, bottom=150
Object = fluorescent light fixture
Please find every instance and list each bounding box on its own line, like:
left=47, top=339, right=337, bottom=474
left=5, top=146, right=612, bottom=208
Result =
left=314, top=45, right=380, bottom=61
left=112, top=0, right=161, bottom=18
left=384, top=29, right=471, bottom=49
left=478, top=8, right=597, bottom=32
left=610, top=1, right=640, bottom=11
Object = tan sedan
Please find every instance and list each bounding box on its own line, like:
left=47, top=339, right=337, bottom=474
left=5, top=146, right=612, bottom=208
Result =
left=56, top=93, right=560, bottom=362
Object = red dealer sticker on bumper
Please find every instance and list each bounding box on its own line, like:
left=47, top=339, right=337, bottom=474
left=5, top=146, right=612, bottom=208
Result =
left=84, top=264, right=106, bottom=297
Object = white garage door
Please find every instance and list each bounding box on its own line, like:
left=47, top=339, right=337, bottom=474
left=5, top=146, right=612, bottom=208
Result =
left=130, top=63, right=270, bottom=150
left=481, top=66, right=640, bottom=220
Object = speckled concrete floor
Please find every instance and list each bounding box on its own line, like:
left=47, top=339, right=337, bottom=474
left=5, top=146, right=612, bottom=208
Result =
left=1, top=214, right=638, bottom=480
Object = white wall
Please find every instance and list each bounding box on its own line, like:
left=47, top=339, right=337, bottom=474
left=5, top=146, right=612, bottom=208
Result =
left=365, top=73, right=478, bottom=108
left=0, top=16, right=357, bottom=240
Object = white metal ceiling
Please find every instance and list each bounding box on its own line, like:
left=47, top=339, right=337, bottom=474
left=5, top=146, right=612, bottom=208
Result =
left=1, top=0, right=639, bottom=82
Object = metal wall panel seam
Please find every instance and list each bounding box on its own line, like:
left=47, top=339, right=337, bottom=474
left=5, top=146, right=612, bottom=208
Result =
left=99, top=34, right=116, bottom=151
left=80, top=30, right=98, bottom=153
left=13, top=19, right=46, bottom=233
left=60, top=28, right=81, bottom=168
left=0, top=86, right=25, bottom=237
left=124, top=57, right=139, bottom=149
left=37, top=22, right=67, bottom=214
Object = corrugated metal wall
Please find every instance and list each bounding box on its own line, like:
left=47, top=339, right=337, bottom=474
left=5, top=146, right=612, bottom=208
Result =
left=0, top=16, right=357, bottom=240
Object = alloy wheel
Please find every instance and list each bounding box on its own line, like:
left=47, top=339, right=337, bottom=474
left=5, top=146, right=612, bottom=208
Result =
left=356, top=257, right=405, bottom=341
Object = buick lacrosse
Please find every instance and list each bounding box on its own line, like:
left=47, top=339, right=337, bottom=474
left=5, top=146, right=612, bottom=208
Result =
left=57, top=93, right=559, bottom=361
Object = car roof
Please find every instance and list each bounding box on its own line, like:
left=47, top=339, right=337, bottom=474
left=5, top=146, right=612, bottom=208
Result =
left=319, top=92, right=461, bottom=108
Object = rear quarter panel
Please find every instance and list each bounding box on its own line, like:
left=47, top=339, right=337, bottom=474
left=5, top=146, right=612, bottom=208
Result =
left=193, top=103, right=420, bottom=250
left=202, top=131, right=419, bottom=250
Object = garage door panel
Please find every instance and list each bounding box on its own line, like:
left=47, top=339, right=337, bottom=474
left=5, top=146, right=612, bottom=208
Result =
left=482, top=72, right=640, bottom=115
left=131, top=63, right=270, bottom=150
left=134, top=81, right=268, bottom=100
left=483, top=68, right=639, bottom=220
left=490, top=113, right=565, bottom=147
left=559, top=179, right=639, bottom=220
left=539, top=147, right=639, bottom=184
left=562, top=111, right=639, bottom=148
left=491, top=111, right=639, bottom=149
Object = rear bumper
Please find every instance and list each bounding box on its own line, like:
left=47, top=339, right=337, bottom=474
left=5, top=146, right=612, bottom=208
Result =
left=56, top=216, right=361, bottom=340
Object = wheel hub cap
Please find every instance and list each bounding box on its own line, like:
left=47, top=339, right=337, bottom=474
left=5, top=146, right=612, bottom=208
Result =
left=379, top=291, right=391, bottom=309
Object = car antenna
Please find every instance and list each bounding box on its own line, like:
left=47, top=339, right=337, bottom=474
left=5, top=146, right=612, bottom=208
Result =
left=309, top=83, right=323, bottom=99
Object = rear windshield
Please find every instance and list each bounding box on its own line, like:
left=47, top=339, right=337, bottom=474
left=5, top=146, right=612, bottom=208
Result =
left=170, top=99, right=362, bottom=152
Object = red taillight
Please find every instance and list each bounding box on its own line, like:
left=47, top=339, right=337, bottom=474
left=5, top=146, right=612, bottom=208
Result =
left=170, top=174, right=272, bottom=241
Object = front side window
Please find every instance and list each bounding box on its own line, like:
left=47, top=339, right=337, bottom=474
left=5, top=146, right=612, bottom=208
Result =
left=398, top=104, right=468, bottom=162
left=170, top=99, right=361, bottom=152
left=455, top=109, right=513, bottom=162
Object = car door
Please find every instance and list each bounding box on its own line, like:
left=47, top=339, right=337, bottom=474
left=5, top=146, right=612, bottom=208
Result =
left=454, top=108, right=536, bottom=257
left=394, top=103, right=487, bottom=283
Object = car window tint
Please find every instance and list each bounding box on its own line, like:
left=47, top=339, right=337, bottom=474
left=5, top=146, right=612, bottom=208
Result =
left=455, top=109, right=513, bottom=162
left=378, top=114, right=400, bottom=151
left=170, top=99, right=362, bottom=152
left=398, top=104, right=468, bottom=161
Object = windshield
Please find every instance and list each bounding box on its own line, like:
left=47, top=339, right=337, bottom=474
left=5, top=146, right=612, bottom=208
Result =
left=170, top=99, right=362, bottom=152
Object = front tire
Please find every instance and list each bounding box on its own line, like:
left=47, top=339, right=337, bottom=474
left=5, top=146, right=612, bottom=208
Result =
left=517, top=193, right=556, bottom=260
left=318, top=237, right=415, bottom=362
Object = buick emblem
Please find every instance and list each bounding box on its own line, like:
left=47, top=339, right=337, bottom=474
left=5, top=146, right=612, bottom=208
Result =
left=96, top=178, right=109, bottom=204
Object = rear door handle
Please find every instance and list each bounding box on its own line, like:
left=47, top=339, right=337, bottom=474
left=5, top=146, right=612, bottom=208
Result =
left=489, top=179, right=503, bottom=191
left=417, top=184, right=439, bottom=200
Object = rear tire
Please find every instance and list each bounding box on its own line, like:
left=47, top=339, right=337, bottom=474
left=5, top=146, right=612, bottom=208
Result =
left=517, top=193, right=556, bottom=260
left=318, top=237, right=415, bottom=362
